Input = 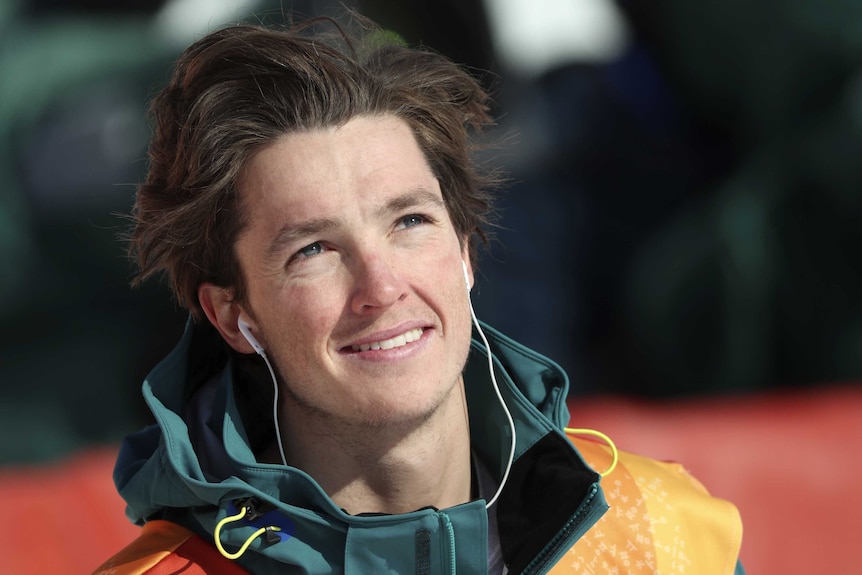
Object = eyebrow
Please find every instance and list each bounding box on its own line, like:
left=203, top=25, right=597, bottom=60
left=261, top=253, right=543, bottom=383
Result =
left=265, top=216, right=340, bottom=260
left=264, top=187, right=445, bottom=259
left=379, top=187, right=446, bottom=217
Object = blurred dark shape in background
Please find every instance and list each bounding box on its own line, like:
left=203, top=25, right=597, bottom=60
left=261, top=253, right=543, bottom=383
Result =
left=1, top=0, right=860, bottom=464
left=0, top=0, right=186, bottom=463
left=613, top=0, right=862, bottom=397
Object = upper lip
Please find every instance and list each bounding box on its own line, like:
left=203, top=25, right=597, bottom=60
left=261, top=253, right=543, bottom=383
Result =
left=340, top=321, right=430, bottom=350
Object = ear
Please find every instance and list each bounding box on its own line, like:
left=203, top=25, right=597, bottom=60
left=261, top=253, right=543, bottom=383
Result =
left=198, top=282, right=258, bottom=354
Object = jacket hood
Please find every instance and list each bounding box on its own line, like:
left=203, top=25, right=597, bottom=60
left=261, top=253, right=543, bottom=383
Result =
left=114, top=319, right=597, bottom=573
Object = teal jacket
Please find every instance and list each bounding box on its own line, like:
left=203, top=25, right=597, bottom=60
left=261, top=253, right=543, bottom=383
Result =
left=109, top=320, right=743, bottom=574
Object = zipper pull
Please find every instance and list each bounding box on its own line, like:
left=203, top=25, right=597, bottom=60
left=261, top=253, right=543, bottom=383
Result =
left=235, top=496, right=274, bottom=522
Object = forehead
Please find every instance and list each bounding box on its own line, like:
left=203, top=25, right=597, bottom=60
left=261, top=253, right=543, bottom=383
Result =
left=238, top=115, right=436, bottom=215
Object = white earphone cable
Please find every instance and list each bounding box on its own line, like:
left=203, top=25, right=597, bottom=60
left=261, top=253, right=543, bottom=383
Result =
left=259, top=352, right=290, bottom=468
left=467, top=298, right=517, bottom=509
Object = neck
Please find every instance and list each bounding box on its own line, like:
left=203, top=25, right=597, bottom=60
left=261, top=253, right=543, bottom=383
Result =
left=278, top=381, right=473, bottom=515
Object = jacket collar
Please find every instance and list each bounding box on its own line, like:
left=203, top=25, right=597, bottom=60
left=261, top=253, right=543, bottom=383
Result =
left=114, top=318, right=604, bottom=573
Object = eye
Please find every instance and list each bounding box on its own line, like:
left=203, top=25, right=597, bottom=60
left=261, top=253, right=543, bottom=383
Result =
left=397, top=214, right=428, bottom=230
left=295, top=241, right=324, bottom=259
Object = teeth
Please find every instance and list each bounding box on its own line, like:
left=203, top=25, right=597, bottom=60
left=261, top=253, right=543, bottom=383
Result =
left=352, top=328, right=423, bottom=352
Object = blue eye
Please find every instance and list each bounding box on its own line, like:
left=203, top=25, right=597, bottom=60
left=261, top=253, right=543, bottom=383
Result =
left=298, top=242, right=323, bottom=258
left=400, top=214, right=426, bottom=228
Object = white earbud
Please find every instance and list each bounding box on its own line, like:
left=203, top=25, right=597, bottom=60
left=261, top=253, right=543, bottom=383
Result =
left=461, top=259, right=471, bottom=293
left=237, top=317, right=266, bottom=357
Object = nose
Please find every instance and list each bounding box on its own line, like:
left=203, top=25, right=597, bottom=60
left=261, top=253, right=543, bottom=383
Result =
left=348, top=254, right=408, bottom=314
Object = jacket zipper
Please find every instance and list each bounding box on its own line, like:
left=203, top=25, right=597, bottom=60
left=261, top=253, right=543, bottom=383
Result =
left=519, top=484, right=605, bottom=575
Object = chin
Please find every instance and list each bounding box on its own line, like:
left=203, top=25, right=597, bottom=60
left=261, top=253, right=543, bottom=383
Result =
left=350, top=391, right=452, bottom=431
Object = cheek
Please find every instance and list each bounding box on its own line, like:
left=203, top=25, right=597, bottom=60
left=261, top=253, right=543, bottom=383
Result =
left=261, top=283, right=343, bottom=349
left=426, top=256, right=474, bottom=335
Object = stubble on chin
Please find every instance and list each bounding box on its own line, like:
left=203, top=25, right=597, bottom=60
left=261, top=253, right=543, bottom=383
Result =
left=274, top=367, right=468, bottom=454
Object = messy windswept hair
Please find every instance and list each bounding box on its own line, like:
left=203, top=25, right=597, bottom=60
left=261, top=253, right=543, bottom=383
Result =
left=129, top=15, right=498, bottom=320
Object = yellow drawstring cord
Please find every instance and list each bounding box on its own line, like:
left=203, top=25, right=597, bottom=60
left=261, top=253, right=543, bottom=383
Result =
left=214, top=505, right=282, bottom=560
left=564, top=428, right=619, bottom=478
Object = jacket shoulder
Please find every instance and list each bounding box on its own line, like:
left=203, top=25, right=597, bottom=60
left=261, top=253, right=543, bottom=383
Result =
left=548, top=434, right=743, bottom=575
left=92, top=520, right=250, bottom=575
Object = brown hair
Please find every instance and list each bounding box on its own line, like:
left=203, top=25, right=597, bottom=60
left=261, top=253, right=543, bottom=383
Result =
left=129, top=16, right=498, bottom=320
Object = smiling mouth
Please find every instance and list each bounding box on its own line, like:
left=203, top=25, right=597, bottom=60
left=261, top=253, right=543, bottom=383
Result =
left=350, top=327, right=425, bottom=352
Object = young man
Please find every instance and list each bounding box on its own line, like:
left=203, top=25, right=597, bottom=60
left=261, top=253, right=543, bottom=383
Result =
left=94, top=16, right=743, bottom=575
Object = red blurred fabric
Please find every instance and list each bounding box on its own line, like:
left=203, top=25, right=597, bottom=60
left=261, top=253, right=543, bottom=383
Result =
left=567, top=385, right=862, bottom=575
left=1, top=386, right=858, bottom=574
left=0, top=448, right=139, bottom=574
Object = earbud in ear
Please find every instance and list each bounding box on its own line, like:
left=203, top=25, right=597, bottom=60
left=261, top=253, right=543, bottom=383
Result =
left=461, top=260, right=472, bottom=293
left=237, top=317, right=266, bottom=357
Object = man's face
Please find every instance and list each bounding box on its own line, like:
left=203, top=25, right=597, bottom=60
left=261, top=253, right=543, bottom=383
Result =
left=233, top=115, right=474, bottom=429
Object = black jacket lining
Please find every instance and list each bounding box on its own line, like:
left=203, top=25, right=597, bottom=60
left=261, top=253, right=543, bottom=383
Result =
left=497, top=432, right=599, bottom=574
